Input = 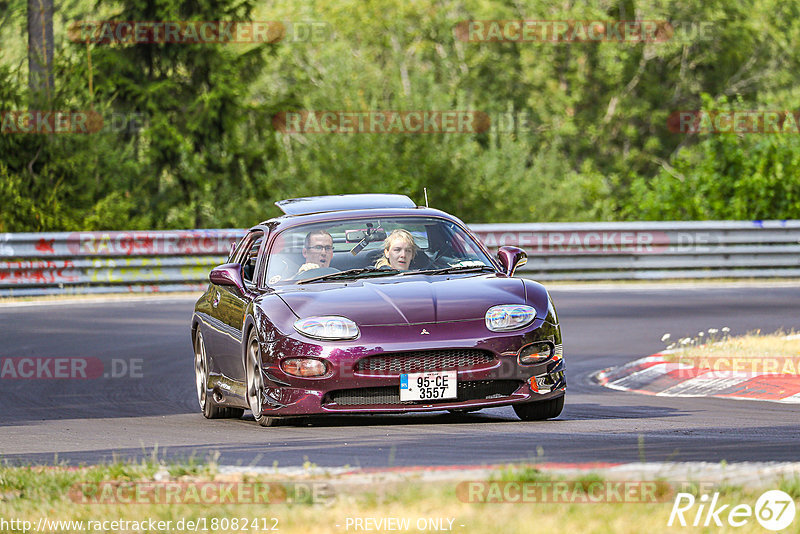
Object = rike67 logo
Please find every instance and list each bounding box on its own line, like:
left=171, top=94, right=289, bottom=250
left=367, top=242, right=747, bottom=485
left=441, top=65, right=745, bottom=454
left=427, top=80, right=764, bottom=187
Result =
left=668, top=490, right=796, bottom=531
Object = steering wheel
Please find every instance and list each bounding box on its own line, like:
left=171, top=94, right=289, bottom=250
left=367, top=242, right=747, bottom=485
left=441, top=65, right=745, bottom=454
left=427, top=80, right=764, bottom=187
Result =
left=293, top=266, right=340, bottom=281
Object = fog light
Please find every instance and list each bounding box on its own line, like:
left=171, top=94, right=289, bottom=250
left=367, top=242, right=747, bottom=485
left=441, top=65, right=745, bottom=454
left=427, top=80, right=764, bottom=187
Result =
left=518, top=341, right=554, bottom=365
left=281, top=358, right=328, bottom=377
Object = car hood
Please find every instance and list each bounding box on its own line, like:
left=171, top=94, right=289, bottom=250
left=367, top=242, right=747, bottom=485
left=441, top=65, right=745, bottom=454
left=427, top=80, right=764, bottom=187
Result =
left=275, top=274, right=531, bottom=326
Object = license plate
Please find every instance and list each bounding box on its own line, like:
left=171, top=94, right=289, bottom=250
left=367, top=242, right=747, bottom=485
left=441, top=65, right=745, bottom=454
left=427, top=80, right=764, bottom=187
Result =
left=400, top=370, right=457, bottom=401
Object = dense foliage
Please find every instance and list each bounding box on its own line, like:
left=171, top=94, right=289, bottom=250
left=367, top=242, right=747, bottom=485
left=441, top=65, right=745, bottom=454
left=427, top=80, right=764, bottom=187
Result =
left=1, top=0, right=799, bottom=231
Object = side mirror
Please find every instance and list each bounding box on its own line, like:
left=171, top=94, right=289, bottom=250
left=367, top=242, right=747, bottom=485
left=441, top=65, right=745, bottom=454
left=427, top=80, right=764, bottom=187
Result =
left=497, top=246, right=527, bottom=277
left=209, top=263, right=246, bottom=293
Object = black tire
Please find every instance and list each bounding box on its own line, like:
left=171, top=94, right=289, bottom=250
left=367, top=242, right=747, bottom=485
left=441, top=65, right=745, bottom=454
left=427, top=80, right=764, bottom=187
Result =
left=194, top=331, right=244, bottom=419
left=513, top=395, right=564, bottom=421
left=246, top=328, right=279, bottom=427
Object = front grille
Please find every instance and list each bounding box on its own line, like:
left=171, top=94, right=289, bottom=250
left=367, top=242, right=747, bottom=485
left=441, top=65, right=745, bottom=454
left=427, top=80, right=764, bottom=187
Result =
left=355, top=349, right=495, bottom=375
left=326, top=380, right=522, bottom=406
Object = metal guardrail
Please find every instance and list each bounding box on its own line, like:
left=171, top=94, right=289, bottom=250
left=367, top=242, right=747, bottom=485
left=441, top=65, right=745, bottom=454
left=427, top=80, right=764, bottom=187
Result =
left=470, top=220, right=800, bottom=280
left=0, top=230, right=243, bottom=297
left=1, top=220, right=798, bottom=296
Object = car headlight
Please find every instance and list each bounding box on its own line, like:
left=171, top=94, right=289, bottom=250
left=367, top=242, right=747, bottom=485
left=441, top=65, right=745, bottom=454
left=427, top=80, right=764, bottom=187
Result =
left=485, top=305, right=536, bottom=332
left=294, top=316, right=360, bottom=340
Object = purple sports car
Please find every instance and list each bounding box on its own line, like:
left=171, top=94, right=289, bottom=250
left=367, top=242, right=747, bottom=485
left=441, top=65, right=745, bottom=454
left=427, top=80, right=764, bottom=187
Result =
left=191, top=194, right=565, bottom=426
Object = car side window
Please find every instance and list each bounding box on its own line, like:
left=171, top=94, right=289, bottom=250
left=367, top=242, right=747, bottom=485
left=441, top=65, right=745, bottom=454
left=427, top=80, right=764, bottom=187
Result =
left=243, top=237, right=263, bottom=286
left=235, top=231, right=264, bottom=287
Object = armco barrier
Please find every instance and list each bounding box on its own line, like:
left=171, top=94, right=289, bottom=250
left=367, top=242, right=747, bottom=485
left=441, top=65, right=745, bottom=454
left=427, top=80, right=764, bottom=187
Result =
left=470, top=220, right=800, bottom=280
left=1, top=221, right=798, bottom=296
left=0, top=230, right=244, bottom=297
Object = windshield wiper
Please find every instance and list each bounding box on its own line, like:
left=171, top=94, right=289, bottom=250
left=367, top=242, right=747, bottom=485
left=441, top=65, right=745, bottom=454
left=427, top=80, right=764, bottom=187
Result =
left=413, top=265, right=496, bottom=276
left=297, top=266, right=400, bottom=284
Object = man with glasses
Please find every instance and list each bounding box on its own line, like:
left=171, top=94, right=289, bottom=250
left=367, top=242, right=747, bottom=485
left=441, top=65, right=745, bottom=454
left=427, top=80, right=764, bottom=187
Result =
left=297, top=230, right=334, bottom=275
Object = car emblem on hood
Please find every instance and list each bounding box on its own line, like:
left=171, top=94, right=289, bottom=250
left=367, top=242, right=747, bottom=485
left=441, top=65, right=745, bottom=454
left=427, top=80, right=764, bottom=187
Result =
left=420, top=328, right=430, bottom=335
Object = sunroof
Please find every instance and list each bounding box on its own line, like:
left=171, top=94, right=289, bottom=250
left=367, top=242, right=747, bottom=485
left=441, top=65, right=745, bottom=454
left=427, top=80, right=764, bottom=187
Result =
left=275, top=194, right=417, bottom=215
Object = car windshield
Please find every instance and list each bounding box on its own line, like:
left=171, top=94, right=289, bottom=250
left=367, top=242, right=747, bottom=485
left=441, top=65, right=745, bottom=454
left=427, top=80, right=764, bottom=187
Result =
left=265, top=216, right=495, bottom=285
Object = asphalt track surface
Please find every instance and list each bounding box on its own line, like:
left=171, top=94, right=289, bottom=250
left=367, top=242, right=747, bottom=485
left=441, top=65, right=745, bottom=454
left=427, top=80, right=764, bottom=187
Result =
left=1, top=285, right=799, bottom=467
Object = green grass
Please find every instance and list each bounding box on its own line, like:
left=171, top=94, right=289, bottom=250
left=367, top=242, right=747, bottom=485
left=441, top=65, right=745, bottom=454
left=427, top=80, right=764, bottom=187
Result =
left=1, top=459, right=797, bottom=533
left=662, top=330, right=800, bottom=372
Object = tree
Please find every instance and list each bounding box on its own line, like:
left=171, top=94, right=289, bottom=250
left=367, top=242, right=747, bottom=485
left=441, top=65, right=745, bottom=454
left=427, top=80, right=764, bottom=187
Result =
left=27, top=0, right=53, bottom=100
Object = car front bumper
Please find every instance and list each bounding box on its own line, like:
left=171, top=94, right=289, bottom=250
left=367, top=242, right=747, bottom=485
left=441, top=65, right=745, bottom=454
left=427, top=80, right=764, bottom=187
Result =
left=251, top=319, right=566, bottom=416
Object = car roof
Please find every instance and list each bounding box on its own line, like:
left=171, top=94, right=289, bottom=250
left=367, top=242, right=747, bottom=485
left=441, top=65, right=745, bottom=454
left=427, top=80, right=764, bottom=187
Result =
left=275, top=194, right=417, bottom=215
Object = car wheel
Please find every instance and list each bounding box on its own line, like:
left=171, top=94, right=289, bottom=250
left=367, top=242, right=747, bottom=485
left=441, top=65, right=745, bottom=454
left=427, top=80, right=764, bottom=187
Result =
left=246, top=329, right=278, bottom=427
left=513, top=395, right=564, bottom=421
left=194, top=331, right=244, bottom=419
